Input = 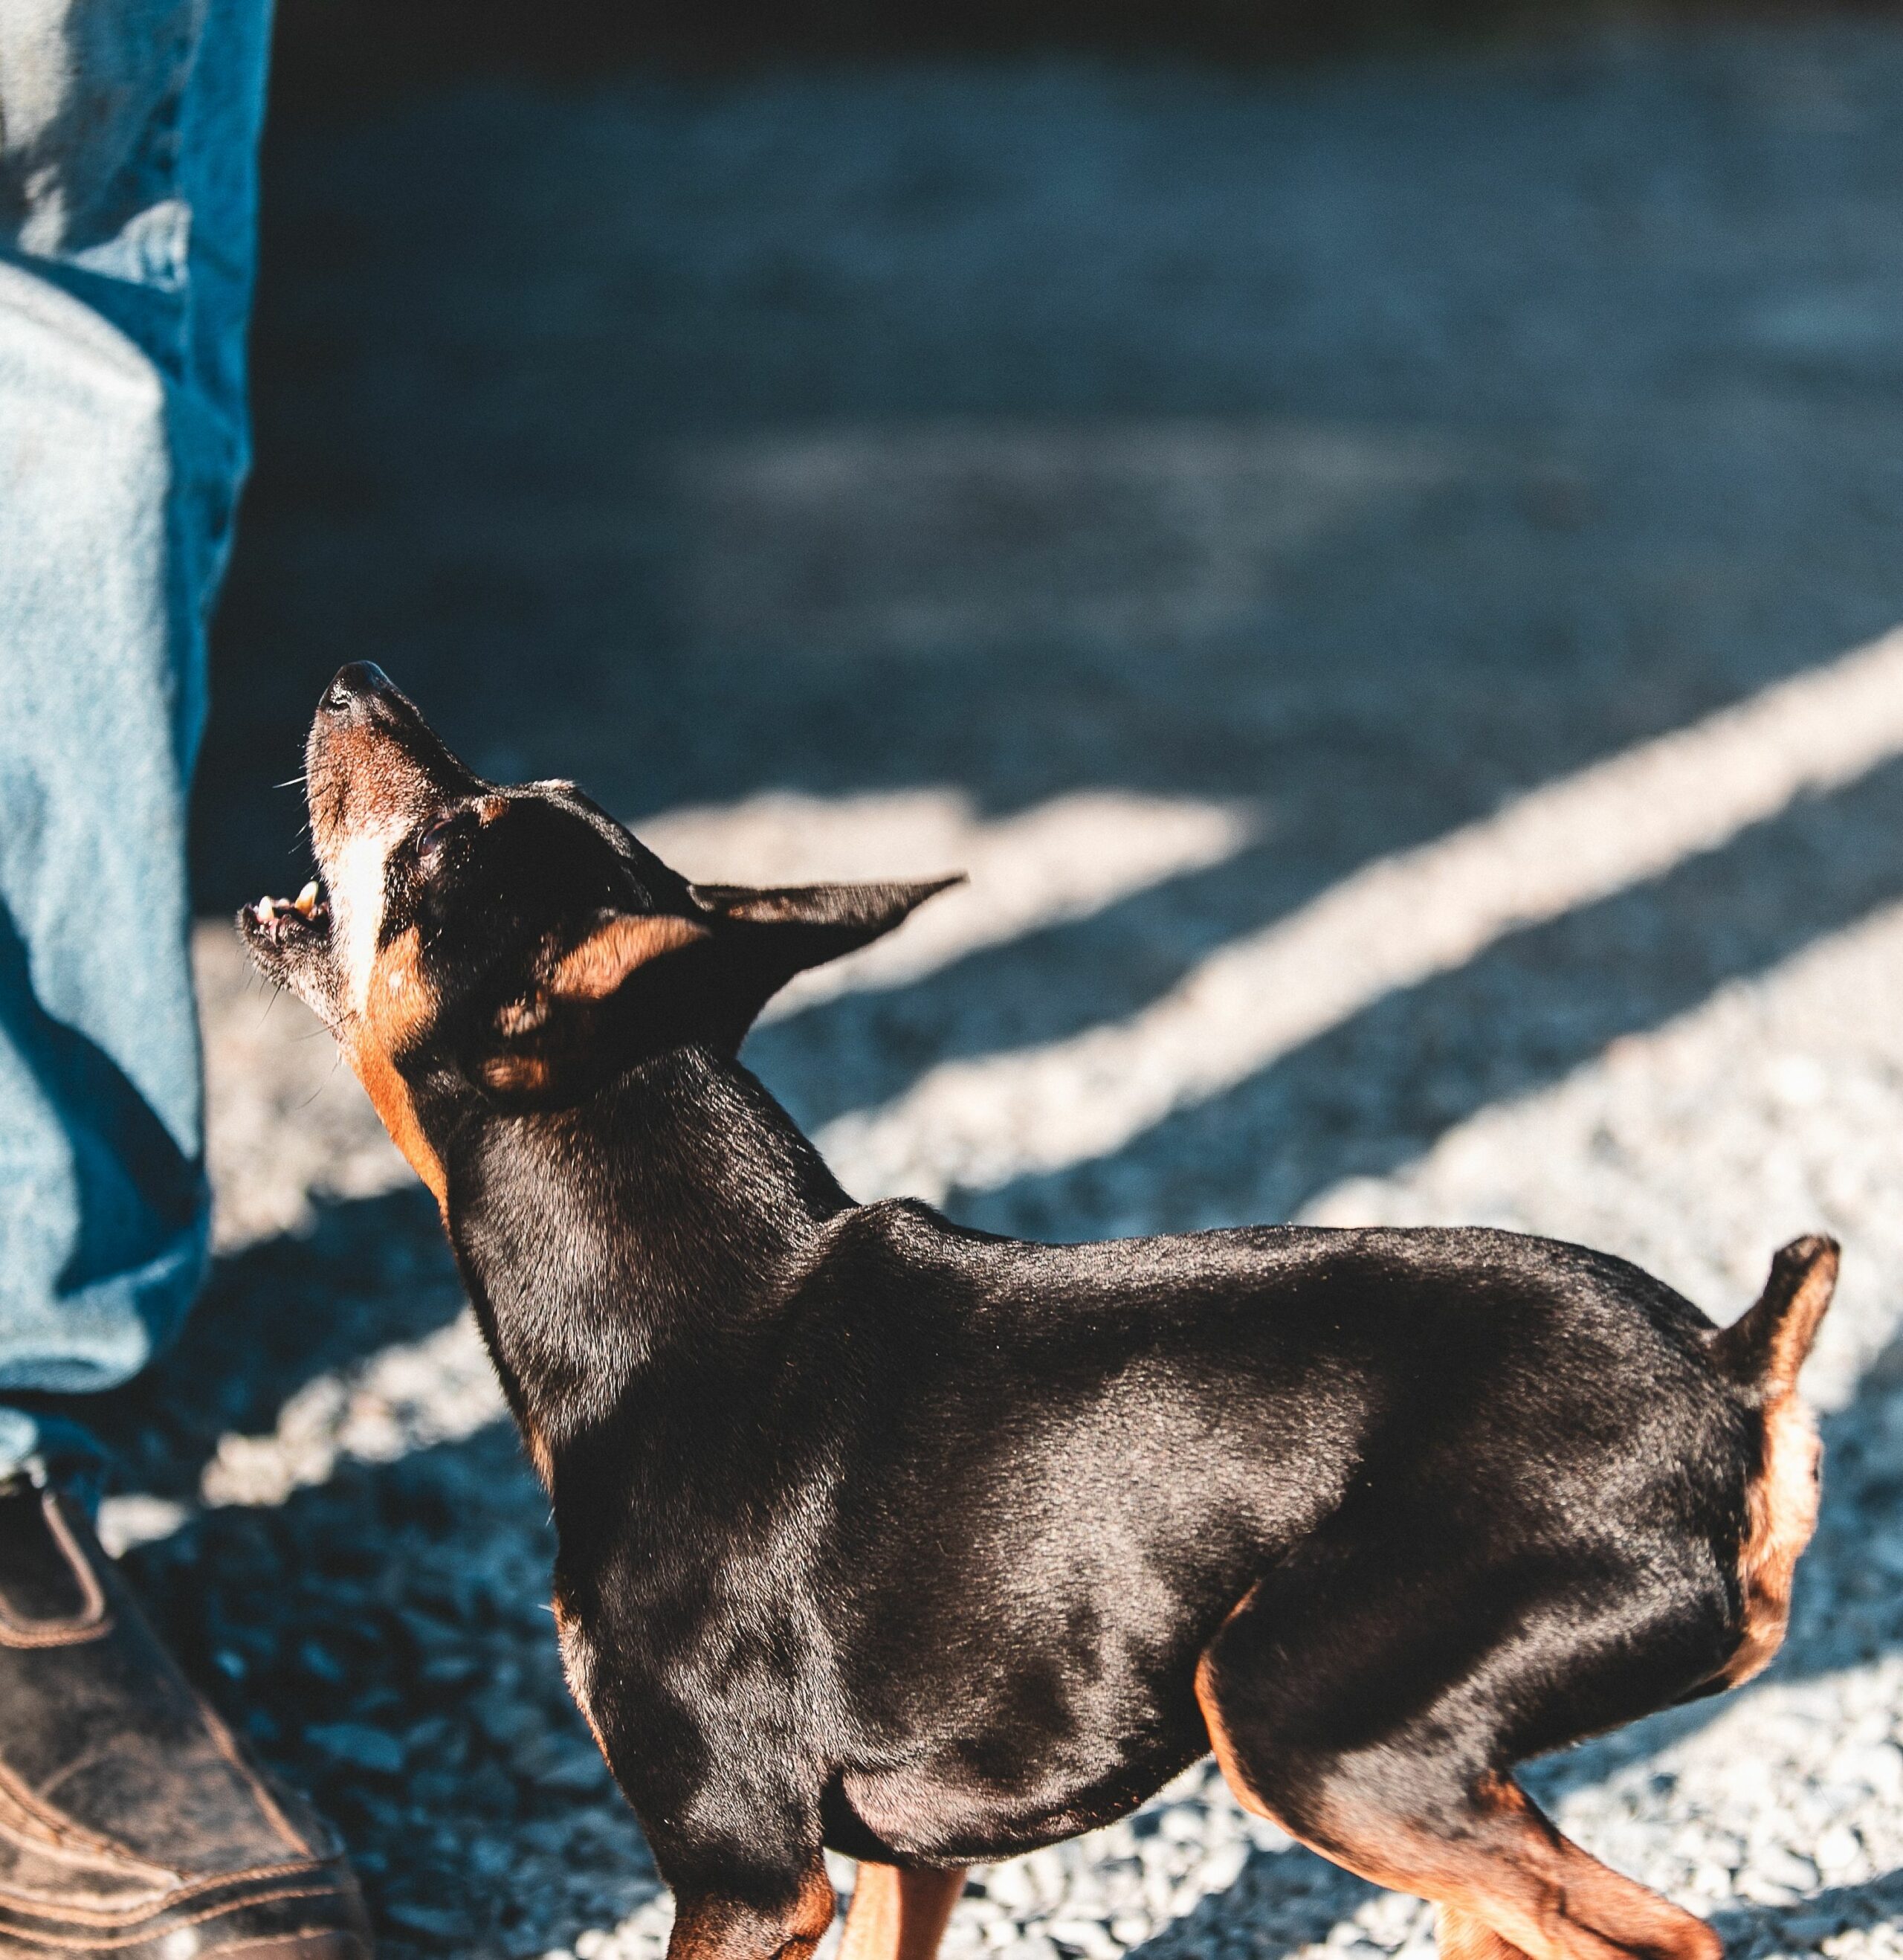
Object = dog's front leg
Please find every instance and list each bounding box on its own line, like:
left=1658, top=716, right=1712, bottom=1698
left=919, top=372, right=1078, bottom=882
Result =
left=667, top=1868, right=838, bottom=1960
left=838, top=1866, right=964, bottom=1960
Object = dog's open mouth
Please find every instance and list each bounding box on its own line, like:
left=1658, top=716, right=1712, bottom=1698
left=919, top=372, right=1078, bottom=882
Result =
left=250, top=876, right=329, bottom=936
left=239, top=874, right=334, bottom=999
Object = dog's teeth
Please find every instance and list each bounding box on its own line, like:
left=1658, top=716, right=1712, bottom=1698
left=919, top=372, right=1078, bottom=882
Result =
left=294, top=881, right=320, bottom=916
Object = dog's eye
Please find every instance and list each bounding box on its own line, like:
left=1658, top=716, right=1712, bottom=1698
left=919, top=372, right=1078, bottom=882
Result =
left=416, top=816, right=456, bottom=865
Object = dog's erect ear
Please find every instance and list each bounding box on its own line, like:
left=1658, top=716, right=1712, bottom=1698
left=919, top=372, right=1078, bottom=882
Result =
left=683, top=874, right=963, bottom=1037
left=688, top=877, right=961, bottom=966
left=477, top=877, right=959, bottom=1105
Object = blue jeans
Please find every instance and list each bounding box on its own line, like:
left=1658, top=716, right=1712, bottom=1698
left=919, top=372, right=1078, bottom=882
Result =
left=0, top=0, right=274, bottom=1474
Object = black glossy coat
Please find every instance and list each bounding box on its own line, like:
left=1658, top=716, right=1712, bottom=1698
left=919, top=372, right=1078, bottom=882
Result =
left=446, top=1045, right=1750, bottom=1910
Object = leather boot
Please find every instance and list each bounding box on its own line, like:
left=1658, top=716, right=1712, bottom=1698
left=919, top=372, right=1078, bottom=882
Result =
left=0, top=1478, right=372, bottom=1959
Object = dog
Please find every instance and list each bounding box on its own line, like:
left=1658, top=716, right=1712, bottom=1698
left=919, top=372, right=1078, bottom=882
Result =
left=243, top=662, right=1836, bottom=1960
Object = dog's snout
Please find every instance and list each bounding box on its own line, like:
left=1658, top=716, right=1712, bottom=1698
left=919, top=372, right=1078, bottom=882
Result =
left=305, top=665, right=484, bottom=857
left=322, top=662, right=392, bottom=713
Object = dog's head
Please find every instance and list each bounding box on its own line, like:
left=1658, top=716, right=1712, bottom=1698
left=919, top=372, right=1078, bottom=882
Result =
left=239, top=664, right=954, bottom=1197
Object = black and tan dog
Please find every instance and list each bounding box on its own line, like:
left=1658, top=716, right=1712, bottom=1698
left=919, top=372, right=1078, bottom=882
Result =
left=243, top=663, right=1836, bottom=1960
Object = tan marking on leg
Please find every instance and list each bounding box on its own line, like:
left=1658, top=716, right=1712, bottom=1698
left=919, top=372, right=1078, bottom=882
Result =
left=791, top=1864, right=840, bottom=1950
left=1195, top=1644, right=1276, bottom=1820
left=1195, top=1652, right=1717, bottom=1960
left=1439, top=1906, right=1531, bottom=1960
left=550, top=1596, right=614, bottom=1770
left=838, top=1866, right=963, bottom=1960
left=668, top=1869, right=836, bottom=1960
left=1413, top=1777, right=1719, bottom=1960
left=521, top=1419, right=555, bottom=1489
left=1193, top=1589, right=1278, bottom=1817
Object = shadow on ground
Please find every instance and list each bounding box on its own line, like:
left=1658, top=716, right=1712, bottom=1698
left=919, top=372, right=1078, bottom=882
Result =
left=67, top=1190, right=464, bottom=1498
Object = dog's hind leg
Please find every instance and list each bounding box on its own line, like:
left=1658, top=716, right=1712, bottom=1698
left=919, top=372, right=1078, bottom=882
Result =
left=839, top=1866, right=965, bottom=1960
left=1201, top=1693, right=1710, bottom=1960
left=1438, top=1906, right=1533, bottom=1960
left=1194, top=1577, right=1722, bottom=1960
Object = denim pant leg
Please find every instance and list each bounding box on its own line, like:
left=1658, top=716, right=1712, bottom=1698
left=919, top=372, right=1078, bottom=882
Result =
left=0, top=0, right=274, bottom=1471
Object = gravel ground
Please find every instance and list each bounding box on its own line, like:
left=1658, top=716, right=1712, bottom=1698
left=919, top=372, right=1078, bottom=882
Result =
left=74, top=19, right=1903, bottom=1960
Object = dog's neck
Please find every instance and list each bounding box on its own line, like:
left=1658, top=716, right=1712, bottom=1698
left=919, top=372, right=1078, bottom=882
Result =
left=442, top=1043, right=852, bottom=1445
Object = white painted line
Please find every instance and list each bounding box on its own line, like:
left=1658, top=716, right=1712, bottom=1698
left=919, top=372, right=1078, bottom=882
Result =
left=818, top=627, right=1903, bottom=1202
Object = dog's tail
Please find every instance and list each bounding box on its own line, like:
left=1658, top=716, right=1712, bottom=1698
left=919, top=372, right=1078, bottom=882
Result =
left=1702, top=1234, right=1838, bottom=1689
left=1707, top=1234, right=1839, bottom=1403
